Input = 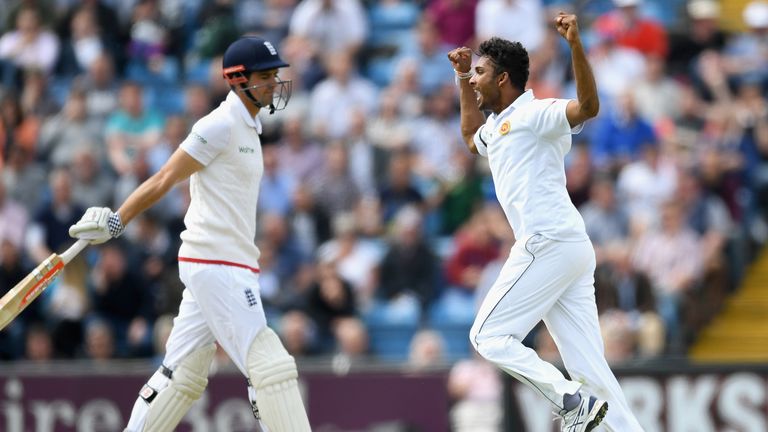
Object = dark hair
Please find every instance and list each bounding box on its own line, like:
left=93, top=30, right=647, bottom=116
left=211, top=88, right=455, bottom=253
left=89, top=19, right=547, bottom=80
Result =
left=477, top=37, right=529, bottom=91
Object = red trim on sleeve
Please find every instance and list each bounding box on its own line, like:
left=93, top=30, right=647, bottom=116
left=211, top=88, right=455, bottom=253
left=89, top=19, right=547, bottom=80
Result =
left=178, top=257, right=260, bottom=273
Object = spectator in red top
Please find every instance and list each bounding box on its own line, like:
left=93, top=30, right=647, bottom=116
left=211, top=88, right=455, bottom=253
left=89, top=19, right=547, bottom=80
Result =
left=593, top=0, right=668, bottom=58
left=445, top=207, right=500, bottom=292
left=425, top=0, right=477, bottom=48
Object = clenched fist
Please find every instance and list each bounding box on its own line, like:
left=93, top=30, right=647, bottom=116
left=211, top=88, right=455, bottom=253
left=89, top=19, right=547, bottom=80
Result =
left=448, top=47, right=473, bottom=74
left=555, top=12, right=582, bottom=45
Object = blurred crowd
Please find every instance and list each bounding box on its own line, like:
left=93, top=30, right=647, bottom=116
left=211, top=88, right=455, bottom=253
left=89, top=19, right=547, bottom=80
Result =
left=1, top=0, right=767, bottom=422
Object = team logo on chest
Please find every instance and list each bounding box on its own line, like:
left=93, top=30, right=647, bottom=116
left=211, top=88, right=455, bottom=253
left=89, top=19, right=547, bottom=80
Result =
left=499, top=120, right=511, bottom=135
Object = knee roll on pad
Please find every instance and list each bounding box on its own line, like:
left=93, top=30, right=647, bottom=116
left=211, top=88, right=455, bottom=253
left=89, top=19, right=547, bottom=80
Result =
left=142, top=344, right=216, bottom=432
left=247, top=327, right=311, bottom=431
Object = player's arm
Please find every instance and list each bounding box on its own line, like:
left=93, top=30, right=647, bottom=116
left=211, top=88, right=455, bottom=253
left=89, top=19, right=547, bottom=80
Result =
left=68, top=149, right=203, bottom=244
left=117, top=149, right=203, bottom=225
left=556, top=13, right=599, bottom=127
left=448, top=47, right=485, bottom=154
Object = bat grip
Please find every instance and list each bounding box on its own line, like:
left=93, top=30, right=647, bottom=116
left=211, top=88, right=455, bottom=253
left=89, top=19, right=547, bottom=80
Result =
left=60, top=239, right=89, bottom=264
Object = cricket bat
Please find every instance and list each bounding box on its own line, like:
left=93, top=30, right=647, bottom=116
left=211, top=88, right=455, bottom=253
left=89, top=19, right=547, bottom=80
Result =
left=0, top=239, right=89, bottom=331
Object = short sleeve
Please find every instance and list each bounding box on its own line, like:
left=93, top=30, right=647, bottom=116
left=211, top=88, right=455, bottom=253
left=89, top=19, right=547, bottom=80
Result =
left=179, top=114, right=231, bottom=166
left=473, top=124, right=491, bottom=157
left=532, top=99, right=584, bottom=139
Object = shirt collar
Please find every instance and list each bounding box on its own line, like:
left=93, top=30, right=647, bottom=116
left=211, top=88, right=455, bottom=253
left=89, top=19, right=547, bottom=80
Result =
left=492, top=89, right=535, bottom=121
left=227, top=91, right=262, bottom=134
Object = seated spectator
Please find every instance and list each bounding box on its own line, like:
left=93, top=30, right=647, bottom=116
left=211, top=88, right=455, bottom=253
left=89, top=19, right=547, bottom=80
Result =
left=632, top=200, right=703, bottom=352
left=105, top=81, right=164, bottom=176
left=0, top=6, right=59, bottom=87
left=309, top=140, right=361, bottom=215
left=447, top=354, right=503, bottom=432
left=305, top=261, right=357, bottom=351
left=591, top=91, right=656, bottom=172
left=445, top=208, right=500, bottom=293
left=84, top=318, right=115, bottom=362
left=667, top=0, right=725, bottom=78
left=276, top=112, right=325, bottom=184
left=407, top=329, right=445, bottom=371
left=616, top=139, right=677, bottom=234
left=392, top=19, right=454, bottom=94
left=55, top=7, right=110, bottom=77
left=259, top=144, right=297, bottom=217
left=70, top=146, right=115, bottom=209
left=579, top=174, right=630, bottom=264
left=280, top=310, right=318, bottom=357
left=287, top=182, right=332, bottom=258
left=308, top=51, right=378, bottom=140
left=600, top=309, right=637, bottom=365
left=377, top=149, right=424, bottom=224
left=377, top=206, right=438, bottom=313
left=317, top=212, right=382, bottom=307
left=88, top=242, right=154, bottom=357
left=425, top=0, right=476, bottom=48
left=593, top=0, right=668, bottom=58
left=78, top=53, right=119, bottom=123
left=37, top=88, right=104, bottom=168
left=25, top=168, right=83, bottom=263
left=0, top=179, right=28, bottom=250
left=24, top=324, right=53, bottom=362
left=333, top=317, right=369, bottom=359
left=474, top=0, right=545, bottom=54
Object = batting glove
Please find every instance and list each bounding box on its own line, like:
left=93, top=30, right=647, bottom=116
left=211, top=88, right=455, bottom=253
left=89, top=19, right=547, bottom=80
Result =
left=68, top=207, right=125, bottom=245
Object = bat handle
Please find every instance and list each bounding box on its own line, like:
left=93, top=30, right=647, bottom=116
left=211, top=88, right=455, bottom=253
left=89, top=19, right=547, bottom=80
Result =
left=60, top=239, right=90, bottom=264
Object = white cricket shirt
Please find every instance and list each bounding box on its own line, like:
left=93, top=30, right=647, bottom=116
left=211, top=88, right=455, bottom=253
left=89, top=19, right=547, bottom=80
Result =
left=473, top=90, right=588, bottom=242
left=178, top=91, right=264, bottom=271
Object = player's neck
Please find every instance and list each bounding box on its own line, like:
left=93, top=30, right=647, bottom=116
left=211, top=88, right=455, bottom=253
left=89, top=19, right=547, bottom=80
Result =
left=495, top=88, right=523, bottom=115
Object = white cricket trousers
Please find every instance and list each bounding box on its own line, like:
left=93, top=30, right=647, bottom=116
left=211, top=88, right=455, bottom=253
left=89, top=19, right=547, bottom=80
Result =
left=469, top=234, right=644, bottom=432
left=166, top=261, right=268, bottom=374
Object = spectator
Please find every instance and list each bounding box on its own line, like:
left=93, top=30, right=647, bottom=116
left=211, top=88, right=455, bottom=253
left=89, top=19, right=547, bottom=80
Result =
left=70, top=146, right=115, bottom=209
left=0, top=180, right=28, bottom=250
left=392, top=19, right=455, bottom=95
left=305, top=261, right=357, bottom=350
left=78, top=53, right=119, bottom=123
left=579, top=174, right=630, bottom=263
left=88, top=242, right=154, bottom=357
left=310, top=140, right=361, bottom=215
left=407, top=329, right=445, bottom=371
left=25, top=168, right=83, bottom=263
left=377, top=205, right=438, bottom=312
left=447, top=355, right=503, bottom=432
left=591, top=91, right=657, bottom=172
left=632, top=200, right=703, bottom=352
left=84, top=318, right=115, bottom=362
left=259, top=144, right=297, bottom=217
left=0, top=6, right=60, bottom=86
left=631, top=54, right=682, bottom=124
left=425, top=0, right=477, bottom=48
left=275, top=113, right=325, bottom=183
left=475, top=0, right=545, bottom=54
left=55, top=7, right=110, bottom=77
left=667, top=0, right=725, bottom=78
left=377, top=149, right=424, bottom=224
left=288, top=0, right=367, bottom=58
left=37, top=88, right=104, bottom=168
left=616, top=139, right=677, bottom=234
left=105, top=81, right=164, bottom=176
left=308, top=51, right=377, bottom=140
left=317, top=212, right=382, bottom=306
left=445, top=208, right=500, bottom=292
left=593, top=0, right=668, bottom=58
left=287, top=182, right=332, bottom=258
left=24, top=324, right=53, bottom=362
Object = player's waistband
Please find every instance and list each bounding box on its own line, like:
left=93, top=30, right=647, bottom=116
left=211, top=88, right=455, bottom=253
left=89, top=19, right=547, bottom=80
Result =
left=178, top=257, right=260, bottom=273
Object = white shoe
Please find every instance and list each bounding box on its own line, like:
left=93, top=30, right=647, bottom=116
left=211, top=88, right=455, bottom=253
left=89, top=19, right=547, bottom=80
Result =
left=560, top=393, right=608, bottom=432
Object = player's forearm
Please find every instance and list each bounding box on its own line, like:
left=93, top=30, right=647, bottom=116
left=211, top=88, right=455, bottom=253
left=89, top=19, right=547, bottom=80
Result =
left=117, top=171, right=176, bottom=225
left=570, top=40, right=599, bottom=118
left=458, top=79, right=485, bottom=153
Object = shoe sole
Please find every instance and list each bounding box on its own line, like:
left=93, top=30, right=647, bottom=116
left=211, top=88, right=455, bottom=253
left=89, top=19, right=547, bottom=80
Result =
left=585, top=401, right=608, bottom=432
